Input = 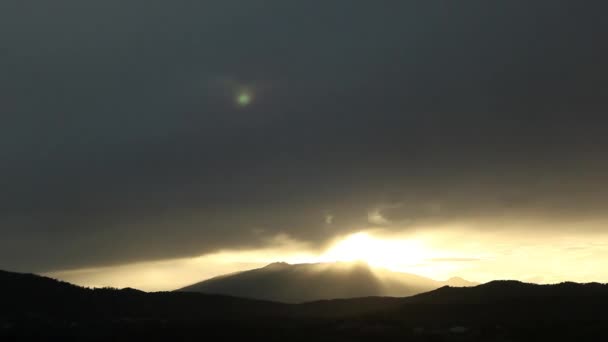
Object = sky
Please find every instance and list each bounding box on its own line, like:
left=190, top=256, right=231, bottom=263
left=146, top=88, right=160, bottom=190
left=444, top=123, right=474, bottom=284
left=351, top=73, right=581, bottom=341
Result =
left=2, top=1, right=608, bottom=290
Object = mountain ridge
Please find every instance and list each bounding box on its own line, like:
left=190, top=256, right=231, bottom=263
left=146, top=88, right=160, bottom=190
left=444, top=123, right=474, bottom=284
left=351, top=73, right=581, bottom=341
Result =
left=178, top=261, right=477, bottom=303
left=2, top=269, right=608, bottom=341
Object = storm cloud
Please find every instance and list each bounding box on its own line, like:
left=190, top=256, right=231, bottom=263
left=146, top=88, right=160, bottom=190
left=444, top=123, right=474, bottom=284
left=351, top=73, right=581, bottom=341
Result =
left=1, top=1, right=607, bottom=272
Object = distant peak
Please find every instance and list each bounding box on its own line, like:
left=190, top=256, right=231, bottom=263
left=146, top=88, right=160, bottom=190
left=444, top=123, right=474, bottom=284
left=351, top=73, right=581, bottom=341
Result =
left=484, top=280, right=527, bottom=286
left=264, top=262, right=291, bottom=269
left=120, top=287, right=144, bottom=294
left=444, top=276, right=479, bottom=287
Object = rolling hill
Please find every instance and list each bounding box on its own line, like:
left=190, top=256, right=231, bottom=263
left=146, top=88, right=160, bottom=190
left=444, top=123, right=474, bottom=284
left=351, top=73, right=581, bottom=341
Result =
left=2, top=269, right=608, bottom=341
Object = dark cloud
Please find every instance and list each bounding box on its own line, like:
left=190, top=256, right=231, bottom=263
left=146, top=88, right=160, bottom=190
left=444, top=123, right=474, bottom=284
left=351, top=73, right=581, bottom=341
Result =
left=2, top=1, right=608, bottom=272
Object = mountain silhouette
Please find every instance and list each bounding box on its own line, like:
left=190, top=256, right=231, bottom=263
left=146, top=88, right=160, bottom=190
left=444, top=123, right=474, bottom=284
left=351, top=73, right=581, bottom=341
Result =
left=2, top=269, right=608, bottom=341
left=178, top=261, right=477, bottom=303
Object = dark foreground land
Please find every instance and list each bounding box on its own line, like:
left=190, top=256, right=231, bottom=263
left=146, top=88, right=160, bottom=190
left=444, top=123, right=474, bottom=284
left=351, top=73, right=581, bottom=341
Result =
left=1, top=270, right=607, bottom=341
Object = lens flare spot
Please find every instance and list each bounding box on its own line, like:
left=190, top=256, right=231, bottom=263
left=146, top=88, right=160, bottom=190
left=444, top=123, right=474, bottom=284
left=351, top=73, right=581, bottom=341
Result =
left=236, top=92, right=252, bottom=107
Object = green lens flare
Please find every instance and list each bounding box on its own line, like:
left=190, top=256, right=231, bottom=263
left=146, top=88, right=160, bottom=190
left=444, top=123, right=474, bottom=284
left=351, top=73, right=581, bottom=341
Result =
left=237, top=92, right=252, bottom=107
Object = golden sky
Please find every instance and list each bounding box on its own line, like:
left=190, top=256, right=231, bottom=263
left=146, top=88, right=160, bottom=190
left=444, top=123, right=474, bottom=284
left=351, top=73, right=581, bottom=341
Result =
left=49, top=223, right=608, bottom=291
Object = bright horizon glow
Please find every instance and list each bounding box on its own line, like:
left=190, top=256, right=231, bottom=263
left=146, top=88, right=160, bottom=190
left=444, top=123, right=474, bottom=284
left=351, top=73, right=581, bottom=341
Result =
left=317, top=232, right=431, bottom=271
left=46, top=227, right=608, bottom=291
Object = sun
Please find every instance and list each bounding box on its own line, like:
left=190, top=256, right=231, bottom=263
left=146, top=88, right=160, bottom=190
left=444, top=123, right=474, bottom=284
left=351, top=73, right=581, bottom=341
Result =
left=318, top=232, right=430, bottom=271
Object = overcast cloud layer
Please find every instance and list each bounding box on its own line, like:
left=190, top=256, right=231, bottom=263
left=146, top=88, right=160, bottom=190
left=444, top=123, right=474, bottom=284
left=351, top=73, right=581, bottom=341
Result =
left=2, top=1, right=608, bottom=272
